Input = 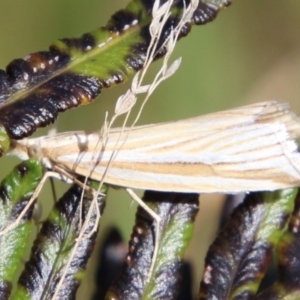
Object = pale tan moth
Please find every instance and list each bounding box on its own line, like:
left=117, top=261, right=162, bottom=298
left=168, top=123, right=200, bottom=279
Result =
left=7, top=100, right=300, bottom=284
left=10, top=101, right=300, bottom=195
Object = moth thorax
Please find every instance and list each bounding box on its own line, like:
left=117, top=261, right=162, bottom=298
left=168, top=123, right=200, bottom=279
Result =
left=28, top=144, right=42, bottom=159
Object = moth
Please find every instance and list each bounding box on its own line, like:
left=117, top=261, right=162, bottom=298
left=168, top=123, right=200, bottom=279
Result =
left=9, top=100, right=300, bottom=194
left=7, top=100, right=300, bottom=281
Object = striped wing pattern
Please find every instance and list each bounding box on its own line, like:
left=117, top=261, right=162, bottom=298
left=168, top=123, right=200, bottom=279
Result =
left=11, top=101, right=300, bottom=193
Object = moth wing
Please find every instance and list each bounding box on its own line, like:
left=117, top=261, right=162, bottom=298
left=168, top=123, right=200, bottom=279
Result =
left=106, top=100, right=300, bottom=142
left=55, top=101, right=300, bottom=193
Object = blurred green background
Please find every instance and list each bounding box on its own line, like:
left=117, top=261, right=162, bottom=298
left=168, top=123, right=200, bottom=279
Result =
left=1, top=0, right=300, bottom=298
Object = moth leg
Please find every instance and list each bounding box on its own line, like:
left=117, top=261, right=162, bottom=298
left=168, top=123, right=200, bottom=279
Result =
left=53, top=165, right=105, bottom=197
left=0, top=168, right=100, bottom=235
left=125, top=187, right=161, bottom=282
left=53, top=165, right=106, bottom=240
left=52, top=166, right=105, bottom=236
left=48, top=166, right=104, bottom=238
left=0, top=171, right=60, bottom=235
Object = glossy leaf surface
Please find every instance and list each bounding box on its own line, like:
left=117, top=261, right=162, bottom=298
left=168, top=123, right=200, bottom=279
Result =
left=12, top=179, right=107, bottom=300
left=199, top=189, right=297, bottom=300
left=0, top=159, right=43, bottom=299
left=0, top=0, right=231, bottom=154
left=107, top=190, right=199, bottom=300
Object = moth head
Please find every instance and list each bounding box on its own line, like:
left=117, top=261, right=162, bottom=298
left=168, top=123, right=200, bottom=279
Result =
left=8, top=138, right=41, bottom=161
